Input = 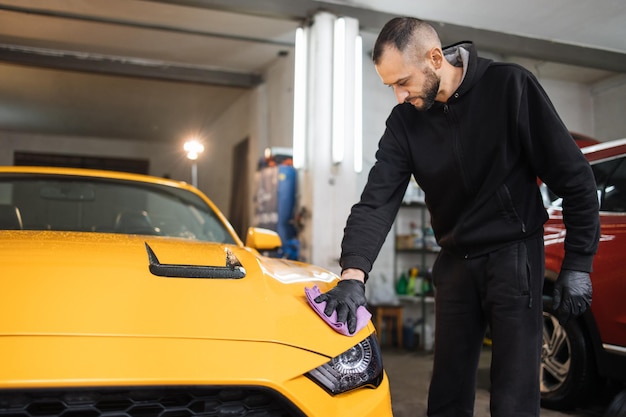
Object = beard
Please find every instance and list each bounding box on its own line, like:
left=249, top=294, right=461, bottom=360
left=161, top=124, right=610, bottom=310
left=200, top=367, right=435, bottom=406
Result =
left=408, top=67, right=440, bottom=111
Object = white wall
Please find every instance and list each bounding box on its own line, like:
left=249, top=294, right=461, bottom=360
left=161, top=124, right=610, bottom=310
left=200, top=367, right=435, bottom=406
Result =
left=592, top=75, right=626, bottom=141
left=196, top=51, right=295, bottom=220
left=540, top=79, right=594, bottom=136
left=195, top=90, right=253, bottom=216
left=263, top=53, right=296, bottom=150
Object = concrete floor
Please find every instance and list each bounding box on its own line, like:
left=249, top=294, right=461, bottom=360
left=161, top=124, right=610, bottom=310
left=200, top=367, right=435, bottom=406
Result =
left=382, top=346, right=610, bottom=417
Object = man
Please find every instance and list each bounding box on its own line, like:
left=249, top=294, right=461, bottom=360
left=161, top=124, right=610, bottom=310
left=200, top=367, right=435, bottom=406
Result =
left=316, top=17, right=600, bottom=416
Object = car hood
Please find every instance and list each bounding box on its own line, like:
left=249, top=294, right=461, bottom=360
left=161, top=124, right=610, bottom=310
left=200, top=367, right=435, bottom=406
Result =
left=0, top=231, right=371, bottom=356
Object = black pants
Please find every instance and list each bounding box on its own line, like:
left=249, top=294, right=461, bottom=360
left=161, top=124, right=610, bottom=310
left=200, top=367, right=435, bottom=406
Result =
left=427, top=236, right=544, bottom=417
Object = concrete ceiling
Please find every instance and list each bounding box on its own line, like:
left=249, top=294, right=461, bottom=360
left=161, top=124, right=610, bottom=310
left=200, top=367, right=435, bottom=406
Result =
left=0, top=0, right=625, bottom=143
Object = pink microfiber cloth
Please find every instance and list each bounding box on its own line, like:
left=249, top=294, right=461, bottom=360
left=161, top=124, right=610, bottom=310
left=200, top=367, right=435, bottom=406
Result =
left=305, top=285, right=371, bottom=336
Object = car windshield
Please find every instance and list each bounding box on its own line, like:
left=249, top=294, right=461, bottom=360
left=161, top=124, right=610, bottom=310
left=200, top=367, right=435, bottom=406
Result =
left=541, top=155, right=626, bottom=211
left=0, top=174, right=237, bottom=244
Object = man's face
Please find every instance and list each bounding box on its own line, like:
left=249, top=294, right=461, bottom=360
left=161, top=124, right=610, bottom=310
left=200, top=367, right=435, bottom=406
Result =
left=375, top=46, right=440, bottom=111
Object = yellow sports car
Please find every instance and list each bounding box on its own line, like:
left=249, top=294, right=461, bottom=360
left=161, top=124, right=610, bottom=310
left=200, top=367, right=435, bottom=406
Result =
left=0, top=166, right=392, bottom=417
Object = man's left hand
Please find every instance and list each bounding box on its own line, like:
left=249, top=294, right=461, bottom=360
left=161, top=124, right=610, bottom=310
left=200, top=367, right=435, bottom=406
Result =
left=553, top=269, right=592, bottom=324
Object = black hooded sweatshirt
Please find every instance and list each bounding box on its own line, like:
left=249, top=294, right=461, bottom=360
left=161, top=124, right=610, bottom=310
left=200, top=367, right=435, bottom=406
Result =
left=340, top=42, right=600, bottom=278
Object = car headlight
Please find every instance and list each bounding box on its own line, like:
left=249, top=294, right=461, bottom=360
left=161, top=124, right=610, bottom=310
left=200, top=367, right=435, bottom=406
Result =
left=305, top=334, right=384, bottom=395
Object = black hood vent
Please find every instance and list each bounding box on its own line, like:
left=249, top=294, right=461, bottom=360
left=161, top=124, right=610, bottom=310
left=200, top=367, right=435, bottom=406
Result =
left=145, top=243, right=246, bottom=279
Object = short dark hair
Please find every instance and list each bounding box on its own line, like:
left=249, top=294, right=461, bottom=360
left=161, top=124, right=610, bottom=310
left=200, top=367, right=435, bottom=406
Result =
left=372, top=17, right=439, bottom=65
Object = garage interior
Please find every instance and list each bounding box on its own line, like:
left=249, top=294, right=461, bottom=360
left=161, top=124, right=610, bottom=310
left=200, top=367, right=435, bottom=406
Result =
left=2, top=0, right=625, bottom=272
left=1, top=2, right=626, bottom=415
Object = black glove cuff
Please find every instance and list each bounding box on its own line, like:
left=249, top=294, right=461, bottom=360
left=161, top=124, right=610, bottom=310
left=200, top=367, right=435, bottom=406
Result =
left=338, top=279, right=366, bottom=291
left=339, top=268, right=369, bottom=283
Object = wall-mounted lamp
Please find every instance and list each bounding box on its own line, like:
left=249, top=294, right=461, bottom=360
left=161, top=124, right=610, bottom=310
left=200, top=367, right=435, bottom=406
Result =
left=354, top=34, right=363, bottom=173
left=332, top=17, right=346, bottom=165
left=184, top=139, right=204, bottom=187
left=332, top=17, right=363, bottom=172
left=184, top=139, right=204, bottom=161
left=293, top=14, right=362, bottom=173
left=292, top=26, right=308, bottom=169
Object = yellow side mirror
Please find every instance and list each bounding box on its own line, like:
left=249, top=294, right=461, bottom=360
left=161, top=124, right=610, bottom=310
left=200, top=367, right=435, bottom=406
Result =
left=245, top=227, right=282, bottom=251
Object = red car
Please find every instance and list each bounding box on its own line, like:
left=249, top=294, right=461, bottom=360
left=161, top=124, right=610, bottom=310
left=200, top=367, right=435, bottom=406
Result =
left=541, top=137, right=626, bottom=409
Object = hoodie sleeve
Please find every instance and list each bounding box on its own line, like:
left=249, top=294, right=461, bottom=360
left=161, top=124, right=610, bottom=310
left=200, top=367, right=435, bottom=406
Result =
left=339, top=112, right=413, bottom=277
left=517, top=72, right=600, bottom=272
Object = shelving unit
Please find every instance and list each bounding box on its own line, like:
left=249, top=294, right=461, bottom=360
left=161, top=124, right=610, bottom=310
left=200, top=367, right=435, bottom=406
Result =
left=392, top=179, right=439, bottom=350
left=397, top=295, right=435, bottom=350
left=393, top=202, right=440, bottom=287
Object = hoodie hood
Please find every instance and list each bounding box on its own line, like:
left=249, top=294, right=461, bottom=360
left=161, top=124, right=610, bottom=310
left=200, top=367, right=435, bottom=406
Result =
left=442, top=41, right=493, bottom=101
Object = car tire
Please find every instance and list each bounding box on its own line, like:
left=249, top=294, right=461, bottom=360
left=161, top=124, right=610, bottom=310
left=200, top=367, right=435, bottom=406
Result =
left=606, top=389, right=626, bottom=417
left=540, top=297, right=597, bottom=410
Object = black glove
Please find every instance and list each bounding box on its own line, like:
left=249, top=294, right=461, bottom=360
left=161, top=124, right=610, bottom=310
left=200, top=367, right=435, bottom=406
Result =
left=314, top=279, right=367, bottom=334
left=553, top=269, right=592, bottom=324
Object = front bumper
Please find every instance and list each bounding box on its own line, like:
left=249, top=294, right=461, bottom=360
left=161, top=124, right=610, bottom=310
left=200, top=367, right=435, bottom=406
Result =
left=0, top=335, right=392, bottom=417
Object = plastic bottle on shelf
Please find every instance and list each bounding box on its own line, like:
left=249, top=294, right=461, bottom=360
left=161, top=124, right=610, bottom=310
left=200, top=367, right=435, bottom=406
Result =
left=421, top=276, right=430, bottom=296
left=423, top=226, right=440, bottom=252
left=407, top=267, right=422, bottom=296
left=407, top=268, right=416, bottom=295
left=396, top=271, right=408, bottom=295
left=410, top=222, right=424, bottom=249
left=421, top=271, right=433, bottom=296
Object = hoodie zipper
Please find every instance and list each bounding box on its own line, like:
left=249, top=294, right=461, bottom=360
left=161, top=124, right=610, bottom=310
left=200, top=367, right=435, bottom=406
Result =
left=444, top=103, right=471, bottom=195
left=501, top=184, right=527, bottom=233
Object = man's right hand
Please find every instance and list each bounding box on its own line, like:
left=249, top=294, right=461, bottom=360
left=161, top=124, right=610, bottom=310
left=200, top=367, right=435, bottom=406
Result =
left=314, top=277, right=367, bottom=334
